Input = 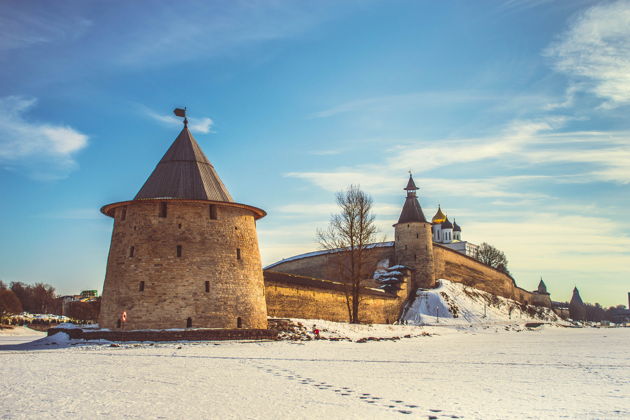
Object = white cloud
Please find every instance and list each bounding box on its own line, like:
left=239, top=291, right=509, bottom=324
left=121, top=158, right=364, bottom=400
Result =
left=0, top=96, right=88, bottom=179
left=545, top=0, right=630, bottom=108
left=143, top=107, right=214, bottom=134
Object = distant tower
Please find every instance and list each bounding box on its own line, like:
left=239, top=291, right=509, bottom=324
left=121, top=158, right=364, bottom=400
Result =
left=532, top=277, right=552, bottom=308
left=98, top=113, right=268, bottom=330
left=569, top=286, right=586, bottom=321
left=537, top=278, right=549, bottom=295
left=394, top=174, right=435, bottom=289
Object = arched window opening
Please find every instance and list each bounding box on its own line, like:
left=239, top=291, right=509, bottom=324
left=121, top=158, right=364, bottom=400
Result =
left=129, top=246, right=135, bottom=257
left=237, top=317, right=242, bottom=328
left=236, top=248, right=241, bottom=260
left=159, top=202, right=167, bottom=218
left=209, top=205, right=218, bottom=220
left=177, top=245, right=182, bottom=257
left=186, top=317, right=192, bottom=328
left=120, top=206, right=127, bottom=221
left=205, top=281, right=210, bottom=293
left=139, top=281, right=145, bottom=292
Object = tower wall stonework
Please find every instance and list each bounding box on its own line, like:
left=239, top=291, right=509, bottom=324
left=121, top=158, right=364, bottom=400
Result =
left=394, top=222, right=435, bottom=289
left=99, top=200, right=268, bottom=330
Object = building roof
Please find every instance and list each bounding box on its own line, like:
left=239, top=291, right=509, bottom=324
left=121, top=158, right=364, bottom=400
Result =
left=537, top=278, right=549, bottom=295
left=396, top=175, right=427, bottom=224
left=398, top=195, right=427, bottom=224
left=134, top=125, right=233, bottom=202
left=453, top=219, right=461, bottom=232
left=404, top=174, right=418, bottom=191
left=441, top=216, right=453, bottom=229
left=570, top=287, right=584, bottom=306
left=432, top=205, right=446, bottom=224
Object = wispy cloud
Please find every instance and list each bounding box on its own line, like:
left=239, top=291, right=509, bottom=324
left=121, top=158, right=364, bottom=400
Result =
left=545, top=0, right=630, bottom=108
left=143, top=107, right=214, bottom=134
left=0, top=6, right=92, bottom=51
left=309, top=91, right=548, bottom=119
left=0, top=96, right=88, bottom=179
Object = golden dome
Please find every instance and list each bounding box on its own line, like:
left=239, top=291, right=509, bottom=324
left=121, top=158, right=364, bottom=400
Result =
left=432, top=205, right=446, bottom=224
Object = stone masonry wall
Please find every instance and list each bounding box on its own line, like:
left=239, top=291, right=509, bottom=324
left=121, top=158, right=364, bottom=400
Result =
left=433, top=244, right=535, bottom=303
left=264, top=275, right=406, bottom=324
left=99, top=200, right=268, bottom=330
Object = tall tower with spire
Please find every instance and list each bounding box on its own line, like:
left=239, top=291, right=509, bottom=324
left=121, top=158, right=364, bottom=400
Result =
left=393, top=174, right=435, bottom=289
left=98, top=113, right=268, bottom=330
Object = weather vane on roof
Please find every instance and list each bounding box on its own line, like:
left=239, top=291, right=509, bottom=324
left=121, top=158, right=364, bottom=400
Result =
left=173, top=107, right=187, bottom=126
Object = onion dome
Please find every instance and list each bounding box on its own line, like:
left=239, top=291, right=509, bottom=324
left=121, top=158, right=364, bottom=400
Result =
left=397, top=174, right=427, bottom=224
left=453, top=219, right=461, bottom=232
left=441, top=216, right=453, bottom=229
left=432, top=205, right=446, bottom=224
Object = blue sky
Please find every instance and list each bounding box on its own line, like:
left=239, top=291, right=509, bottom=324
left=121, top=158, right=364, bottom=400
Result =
left=0, top=0, right=628, bottom=307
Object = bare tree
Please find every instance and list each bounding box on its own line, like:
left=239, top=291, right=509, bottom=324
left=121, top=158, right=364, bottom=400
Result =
left=474, top=242, right=509, bottom=273
left=317, top=185, right=378, bottom=323
left=0, top=289, right=23, bottom=319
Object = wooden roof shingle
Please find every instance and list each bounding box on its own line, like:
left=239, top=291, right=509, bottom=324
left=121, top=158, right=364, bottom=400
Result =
left=135, top=125, right=233, bottom=202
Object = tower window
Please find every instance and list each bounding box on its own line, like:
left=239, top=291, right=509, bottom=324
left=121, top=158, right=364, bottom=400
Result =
left=237, top=317, right=242, bottom=328
left=209, top=205, right=218, bottom=220
left=177, top=245, right=182, bottom=257
left=205, top=281, right=210, bottom=293
left=186, top=317, right=192, bottom=328
left=236, top=248, right=241, bottom=260
left=416, top=233, right=419, bottom=239
left=120, top=206, right=127, bottom=221
left=159, top=202, right=167, bottom=218
left=405, top=245, right=408, bottom=250
left=139, top=281, right=145, bottom=292
left=129, top=246, right=135, bottom=257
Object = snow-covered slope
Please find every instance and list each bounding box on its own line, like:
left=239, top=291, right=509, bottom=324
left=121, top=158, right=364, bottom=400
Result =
left=402, top=279, right=561, bottom=326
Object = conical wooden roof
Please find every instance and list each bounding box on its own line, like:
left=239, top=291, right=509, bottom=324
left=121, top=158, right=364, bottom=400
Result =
left=397, top=175, right=427, bottom=224
left=135, top=125, right=233, bottom=202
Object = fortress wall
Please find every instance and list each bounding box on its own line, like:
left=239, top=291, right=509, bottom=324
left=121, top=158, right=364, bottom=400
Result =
left=266, top=246, right=395, bottom=281
left=99, top=200, right=268, bottom=330
left=264, top=271, right=407, bottom=324
left=433, top=244, right=528, bottom=303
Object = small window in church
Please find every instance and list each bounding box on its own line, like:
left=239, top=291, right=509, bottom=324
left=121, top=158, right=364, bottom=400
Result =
left=120, top=206, right=127, bottom=221
left=236, top=248, right=241, bottom=260
left=177, top=245, right=182, bottom=257
left=186, top=317, right=192, bottom=328
left=237, top=317, right=242, bottom=328
left=205, top=281, right=210, bottom=293
left=159, top=202, right=167, bottom=218
left=209, top=205, right=218, bottom=220
left=139, top=281, right=145, bottom=292
left=129, top=246, right=135, bottom=257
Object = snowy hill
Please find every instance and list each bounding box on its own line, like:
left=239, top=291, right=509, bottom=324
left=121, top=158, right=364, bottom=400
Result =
left=402, top=279, right=561, bottom=326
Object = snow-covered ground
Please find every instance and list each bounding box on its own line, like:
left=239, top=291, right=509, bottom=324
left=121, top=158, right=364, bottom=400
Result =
left=1, top=324, right=628, bottom=419
left=402, top=279, right=562, bottom=326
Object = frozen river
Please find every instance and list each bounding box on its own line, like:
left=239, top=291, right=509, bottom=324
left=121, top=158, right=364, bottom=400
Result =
left=1, top=325, right=628, bottom=419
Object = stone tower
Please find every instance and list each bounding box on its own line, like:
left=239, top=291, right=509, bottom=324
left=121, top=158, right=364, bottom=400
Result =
left=393, top=174, right=435, bottom=289
left=98, top=118, right=268, bottom=330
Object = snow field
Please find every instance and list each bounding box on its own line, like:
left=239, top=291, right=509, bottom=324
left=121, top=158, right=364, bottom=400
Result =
left=1, top=326, right=628, bottom=419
